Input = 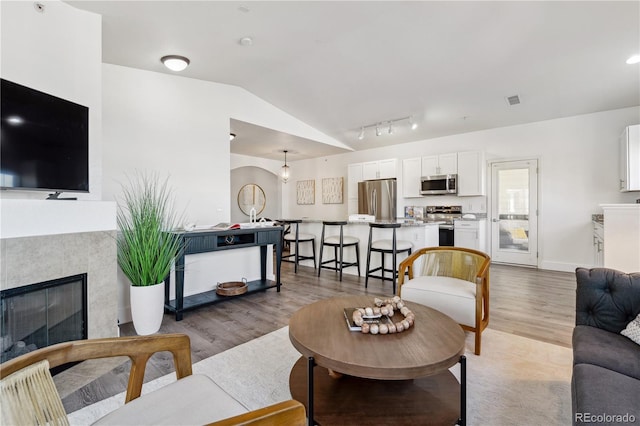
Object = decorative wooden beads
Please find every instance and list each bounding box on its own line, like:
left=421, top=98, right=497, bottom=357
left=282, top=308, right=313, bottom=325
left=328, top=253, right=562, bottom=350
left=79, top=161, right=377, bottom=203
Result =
left=352, top=296, right=415, bottom=334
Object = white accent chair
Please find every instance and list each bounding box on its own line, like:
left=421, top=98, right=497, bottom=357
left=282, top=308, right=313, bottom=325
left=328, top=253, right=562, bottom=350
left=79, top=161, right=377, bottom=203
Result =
left=0, top=334, right=306, bottom=425
left=398, top=246, right=491, bottom=355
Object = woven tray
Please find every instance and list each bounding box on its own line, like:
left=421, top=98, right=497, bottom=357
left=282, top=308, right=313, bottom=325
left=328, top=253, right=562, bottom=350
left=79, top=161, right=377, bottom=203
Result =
left=216, top=280, right=248, bottom=296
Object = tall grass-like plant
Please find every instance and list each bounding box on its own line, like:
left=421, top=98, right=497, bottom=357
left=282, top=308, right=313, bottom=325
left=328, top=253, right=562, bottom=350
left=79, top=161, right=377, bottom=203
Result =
left=117, top=173, right=184, bottom=286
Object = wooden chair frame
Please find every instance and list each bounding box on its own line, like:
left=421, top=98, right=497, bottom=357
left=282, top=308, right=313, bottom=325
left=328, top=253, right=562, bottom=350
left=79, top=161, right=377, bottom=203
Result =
left=0, top=334, right=306, bottom=425
left=397, top=246, right=491, bottom=355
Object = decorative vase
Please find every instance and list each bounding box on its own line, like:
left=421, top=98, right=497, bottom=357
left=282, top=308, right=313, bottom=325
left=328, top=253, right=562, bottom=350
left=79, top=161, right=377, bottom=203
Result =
left=130, top=282, right=165, bottom=335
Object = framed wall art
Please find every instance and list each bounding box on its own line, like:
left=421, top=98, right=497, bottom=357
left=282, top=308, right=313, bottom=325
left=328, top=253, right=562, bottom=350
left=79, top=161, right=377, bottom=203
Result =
left=296, top=179, right=315, bottom=205
left=322, top=177, right=343, bottom=204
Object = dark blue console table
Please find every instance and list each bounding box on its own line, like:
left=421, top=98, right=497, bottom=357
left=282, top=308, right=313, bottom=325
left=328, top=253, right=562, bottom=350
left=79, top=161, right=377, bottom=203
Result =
left=164, top=226, right=283, bottom=321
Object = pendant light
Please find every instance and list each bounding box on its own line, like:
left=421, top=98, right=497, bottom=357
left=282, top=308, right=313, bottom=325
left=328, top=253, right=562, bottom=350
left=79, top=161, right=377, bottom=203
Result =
left=281, top=150, right=290, bottom=183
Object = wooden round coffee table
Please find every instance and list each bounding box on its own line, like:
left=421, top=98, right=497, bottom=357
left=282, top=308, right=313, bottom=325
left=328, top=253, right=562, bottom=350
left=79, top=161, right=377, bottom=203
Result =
left=288, top=295, right=466, bottom=425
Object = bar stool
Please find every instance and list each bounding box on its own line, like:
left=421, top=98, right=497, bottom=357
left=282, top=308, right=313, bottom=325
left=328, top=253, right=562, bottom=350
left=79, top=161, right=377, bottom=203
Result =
left=279, top=219, right=316, bottom=273
left=365, top=222, right=412, bottom=294
left=317, top=221, right=360, bottom=281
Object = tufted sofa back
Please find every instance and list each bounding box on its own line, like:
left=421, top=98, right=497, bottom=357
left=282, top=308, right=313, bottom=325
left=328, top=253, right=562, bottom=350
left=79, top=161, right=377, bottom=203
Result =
left=575, top=267, right=640, bottom=333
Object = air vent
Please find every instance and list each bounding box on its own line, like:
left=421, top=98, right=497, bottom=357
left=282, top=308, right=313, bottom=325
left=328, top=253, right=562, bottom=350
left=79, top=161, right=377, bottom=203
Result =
left=505, top=95, right=521, bottom=106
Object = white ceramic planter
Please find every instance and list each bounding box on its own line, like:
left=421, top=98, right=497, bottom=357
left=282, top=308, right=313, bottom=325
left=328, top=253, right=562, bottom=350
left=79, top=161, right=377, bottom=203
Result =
left=130, top=282, right=165, bottom=335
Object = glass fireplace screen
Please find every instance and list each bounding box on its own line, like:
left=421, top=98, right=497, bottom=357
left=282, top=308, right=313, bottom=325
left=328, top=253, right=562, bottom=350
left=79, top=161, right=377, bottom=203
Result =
left=1, top=273, right=87, bottom=363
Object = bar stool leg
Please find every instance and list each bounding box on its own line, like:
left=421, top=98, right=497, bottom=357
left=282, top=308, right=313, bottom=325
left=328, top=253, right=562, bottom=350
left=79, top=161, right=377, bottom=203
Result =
left=317, top=226, right=325, bottom=277
left=339, top=243, right=344, bottom=282
left=365, top=227, right=373, bottom=288
left=311, top=238, right=317, bottom=269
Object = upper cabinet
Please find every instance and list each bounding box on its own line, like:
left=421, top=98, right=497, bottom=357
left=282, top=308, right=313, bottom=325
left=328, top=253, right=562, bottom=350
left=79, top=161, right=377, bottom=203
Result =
left=348, top=159, right=397, bottom=214
left=422, top=153, right=457, bottom=176
left=620, top=124, right=640, bottom=192
left=457, top=151, right=486, bottom=196
left=402, top=157, right=422, bottom=198
left=362, top=159, right=398, bottom=180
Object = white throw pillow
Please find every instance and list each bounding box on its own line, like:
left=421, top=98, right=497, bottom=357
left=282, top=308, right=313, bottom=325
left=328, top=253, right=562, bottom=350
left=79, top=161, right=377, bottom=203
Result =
left=621, top=313, right=640, bottom=345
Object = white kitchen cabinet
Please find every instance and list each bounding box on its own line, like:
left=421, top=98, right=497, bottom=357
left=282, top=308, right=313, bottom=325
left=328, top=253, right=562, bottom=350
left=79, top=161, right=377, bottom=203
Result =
left=362, top=159, right=397, bottom=180
left=457, top=151, right=486, bottom=196
left=619, top=124, right=640, bottom=192
left=601, top=204, right=640, bottom=273
left=454, top=219, right=486, bottom=252
left=422, top=153, right=457, bottom=176
left=402, top=157, right=422, bottom=198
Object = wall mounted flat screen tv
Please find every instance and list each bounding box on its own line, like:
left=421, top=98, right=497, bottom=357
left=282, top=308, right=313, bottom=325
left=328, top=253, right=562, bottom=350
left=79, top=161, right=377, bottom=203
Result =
left=1, top=78, right=89, bottom=194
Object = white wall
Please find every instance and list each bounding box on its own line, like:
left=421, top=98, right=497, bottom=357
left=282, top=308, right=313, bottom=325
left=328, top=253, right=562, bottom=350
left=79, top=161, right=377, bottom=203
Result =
left=283, top=107, right=640, bottom=272
left=0, top=0, right=102, bottom=200
left=101, top=64, right=342, bottom=322
left=101, top=64, right=342, bottom=225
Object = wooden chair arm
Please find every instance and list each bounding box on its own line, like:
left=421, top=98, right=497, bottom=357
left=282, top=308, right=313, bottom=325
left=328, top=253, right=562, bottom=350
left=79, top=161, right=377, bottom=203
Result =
left=207, top=400, right=306, bottom=426
left=0, top=333, right=193, bottom=403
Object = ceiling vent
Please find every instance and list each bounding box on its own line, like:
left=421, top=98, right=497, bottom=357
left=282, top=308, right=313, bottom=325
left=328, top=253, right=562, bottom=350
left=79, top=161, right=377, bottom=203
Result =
left=505, top=95, right=521, bottom=106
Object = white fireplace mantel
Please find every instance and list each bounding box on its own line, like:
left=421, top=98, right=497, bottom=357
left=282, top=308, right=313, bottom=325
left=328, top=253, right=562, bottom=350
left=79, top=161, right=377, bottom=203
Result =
left=0, top=199, right=116, bottom=239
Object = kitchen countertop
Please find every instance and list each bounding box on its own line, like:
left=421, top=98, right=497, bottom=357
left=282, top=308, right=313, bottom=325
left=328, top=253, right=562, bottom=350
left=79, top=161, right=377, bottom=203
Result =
left=298, top=218, right=441, bottom=227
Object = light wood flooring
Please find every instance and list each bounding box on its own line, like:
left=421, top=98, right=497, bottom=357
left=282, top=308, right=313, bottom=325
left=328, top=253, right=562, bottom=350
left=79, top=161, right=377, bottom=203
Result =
left=60, top=261, right=576, bottom=413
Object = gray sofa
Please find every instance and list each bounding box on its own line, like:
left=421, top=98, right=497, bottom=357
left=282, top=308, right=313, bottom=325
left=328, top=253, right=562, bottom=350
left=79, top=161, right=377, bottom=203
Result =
left=572, top=267, right=640, bottom=425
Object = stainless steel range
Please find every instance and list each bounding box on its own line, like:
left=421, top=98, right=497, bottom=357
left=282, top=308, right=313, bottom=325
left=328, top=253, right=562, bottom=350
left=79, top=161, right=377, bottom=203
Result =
left=425, top=205, right=462, bottom=246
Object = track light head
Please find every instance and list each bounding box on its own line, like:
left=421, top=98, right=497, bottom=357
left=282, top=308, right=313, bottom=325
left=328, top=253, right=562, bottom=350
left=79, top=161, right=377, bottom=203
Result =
left=410, top=116, right=418, bottom=130
left=358, top=127, right=365, bottom=140
left=375, top=123, right=382, bottom=136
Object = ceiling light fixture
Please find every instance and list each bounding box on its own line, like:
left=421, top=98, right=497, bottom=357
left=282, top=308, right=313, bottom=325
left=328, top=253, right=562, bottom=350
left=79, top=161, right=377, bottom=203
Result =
left=357, top=116, right=418, bottom=139
left=239, top=37, right=253, bottom=46
left=281, top=150, right=290, bottom=184
left=410, top=116, right=418, bottom=130
left=161, top=55, right=190, bottom=71
left=230, top=133, right=236, bottom=141
left=626, top=54, right=640, bottom=65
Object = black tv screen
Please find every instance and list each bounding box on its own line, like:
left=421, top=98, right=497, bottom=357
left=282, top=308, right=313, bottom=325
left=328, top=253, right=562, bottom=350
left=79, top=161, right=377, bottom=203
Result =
left=1, top=78, right=89, bottom=193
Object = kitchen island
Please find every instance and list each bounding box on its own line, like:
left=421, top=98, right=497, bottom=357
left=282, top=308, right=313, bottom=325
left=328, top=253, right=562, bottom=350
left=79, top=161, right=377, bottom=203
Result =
left=292, top=220, right=439, bottom=278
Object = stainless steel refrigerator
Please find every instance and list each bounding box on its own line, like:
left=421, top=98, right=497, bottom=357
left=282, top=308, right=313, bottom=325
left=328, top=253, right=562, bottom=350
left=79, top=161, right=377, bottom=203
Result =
left=358, top=179, right=397, bottom=220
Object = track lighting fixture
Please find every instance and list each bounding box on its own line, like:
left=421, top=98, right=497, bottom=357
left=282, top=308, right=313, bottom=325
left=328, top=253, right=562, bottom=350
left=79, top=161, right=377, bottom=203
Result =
left=356, top=116, right=418, bottom=139
left=409, top=116, right=418, bottom=130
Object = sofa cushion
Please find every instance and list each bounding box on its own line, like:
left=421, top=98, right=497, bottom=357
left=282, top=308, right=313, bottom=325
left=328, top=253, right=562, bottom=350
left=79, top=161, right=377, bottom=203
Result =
left=571, top=363, right=640, bottom=425
left=621, top=313, right=640, bottom=345
left=92, top=374, right=248, bottom=426
left=575, top=268, right=640, bottom=333
left=401, top=276, right=476, bottom=326
left=573, top=325, right=640, bottom=381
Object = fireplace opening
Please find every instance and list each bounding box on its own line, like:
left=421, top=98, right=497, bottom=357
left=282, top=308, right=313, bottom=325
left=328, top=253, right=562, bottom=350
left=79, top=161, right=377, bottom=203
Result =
left=1, top=273, right=87, bottom=364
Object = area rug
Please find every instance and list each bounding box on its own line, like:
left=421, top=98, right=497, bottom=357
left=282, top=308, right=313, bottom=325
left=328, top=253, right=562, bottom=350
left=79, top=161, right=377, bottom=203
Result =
left=67, top=327, right=572, bottom=426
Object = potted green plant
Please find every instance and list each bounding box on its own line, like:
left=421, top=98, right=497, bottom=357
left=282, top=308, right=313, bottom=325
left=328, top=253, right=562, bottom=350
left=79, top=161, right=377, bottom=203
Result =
left=116, top=172, right=184, bottom=335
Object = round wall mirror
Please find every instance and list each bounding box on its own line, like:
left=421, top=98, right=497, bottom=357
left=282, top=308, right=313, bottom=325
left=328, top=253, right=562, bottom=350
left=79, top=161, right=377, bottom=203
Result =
left=237, top=183, right=266, bottom=216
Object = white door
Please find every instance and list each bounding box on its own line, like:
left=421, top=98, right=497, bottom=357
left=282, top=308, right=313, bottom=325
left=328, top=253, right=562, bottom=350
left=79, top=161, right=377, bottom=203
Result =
left=490, top=160, right=538, bottom=266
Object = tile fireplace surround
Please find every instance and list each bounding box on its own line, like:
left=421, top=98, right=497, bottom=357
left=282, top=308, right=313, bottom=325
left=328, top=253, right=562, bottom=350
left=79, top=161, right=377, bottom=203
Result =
left=0, top=199, right=118, bottom=340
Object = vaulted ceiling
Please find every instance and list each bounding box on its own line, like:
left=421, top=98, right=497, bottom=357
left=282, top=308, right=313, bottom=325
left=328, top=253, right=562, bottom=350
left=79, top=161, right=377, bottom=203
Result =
left=67, top=1, right=640, bottom=161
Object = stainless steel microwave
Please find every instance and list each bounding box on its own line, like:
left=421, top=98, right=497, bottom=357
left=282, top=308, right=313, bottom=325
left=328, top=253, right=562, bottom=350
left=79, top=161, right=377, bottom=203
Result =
left=420, top=174, right=457, bottom=195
